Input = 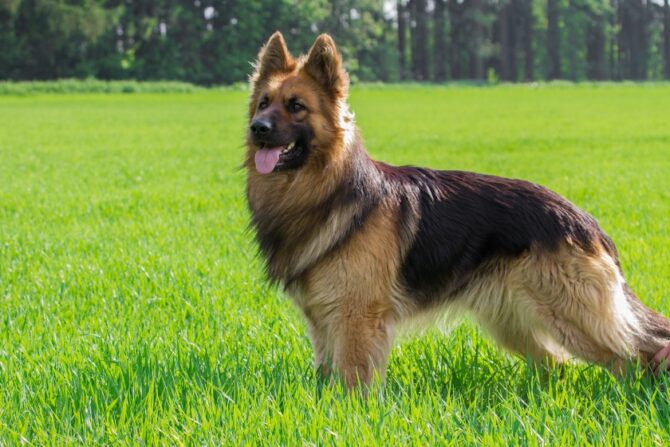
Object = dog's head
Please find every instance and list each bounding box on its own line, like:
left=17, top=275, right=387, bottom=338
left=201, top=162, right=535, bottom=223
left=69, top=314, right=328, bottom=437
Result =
left=246, top=32, right=352, bottom=175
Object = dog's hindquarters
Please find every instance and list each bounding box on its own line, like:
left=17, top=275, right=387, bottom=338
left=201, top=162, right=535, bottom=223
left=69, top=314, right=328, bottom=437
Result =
left=467, top=242, right=670, bottom=373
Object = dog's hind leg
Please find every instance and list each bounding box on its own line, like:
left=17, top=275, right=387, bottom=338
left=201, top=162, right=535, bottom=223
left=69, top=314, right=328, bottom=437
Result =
left=520, top=244, right=670, bottom=375
left=460, top=264, right=570, bottom=366
left=484, top=322, right=570, bottom=367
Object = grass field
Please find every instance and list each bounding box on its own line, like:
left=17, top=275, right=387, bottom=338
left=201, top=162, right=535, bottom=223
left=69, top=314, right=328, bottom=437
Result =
left=1, top=84, right=670, bottom=445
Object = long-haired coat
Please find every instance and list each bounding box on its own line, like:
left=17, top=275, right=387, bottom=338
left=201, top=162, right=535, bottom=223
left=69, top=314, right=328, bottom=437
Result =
left=245, top=32, right=670, bottom=388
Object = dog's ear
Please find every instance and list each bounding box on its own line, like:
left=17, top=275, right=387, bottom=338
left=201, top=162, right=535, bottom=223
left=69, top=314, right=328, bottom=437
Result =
left=303, top=34, right=348, bottom=98
left=253, top=32, right=292, bottom=83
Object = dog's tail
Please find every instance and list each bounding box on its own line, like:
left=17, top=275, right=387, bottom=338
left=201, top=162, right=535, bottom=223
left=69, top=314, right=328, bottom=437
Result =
left=625, top=284, right=670, bottom=362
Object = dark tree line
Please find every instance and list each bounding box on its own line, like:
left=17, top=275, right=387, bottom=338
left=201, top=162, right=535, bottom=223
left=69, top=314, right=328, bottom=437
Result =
left=398, top=0, right=670, bottom=81
left=1, top=0, right=669, bottom=84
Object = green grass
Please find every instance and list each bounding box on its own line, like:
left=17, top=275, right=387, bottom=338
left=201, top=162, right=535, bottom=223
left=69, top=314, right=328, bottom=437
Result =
left=1, top=84, right=669, bottom=445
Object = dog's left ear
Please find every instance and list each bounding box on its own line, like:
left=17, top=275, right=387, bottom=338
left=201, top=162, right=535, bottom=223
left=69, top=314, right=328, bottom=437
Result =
left=303, top=34, right=348, bottom=98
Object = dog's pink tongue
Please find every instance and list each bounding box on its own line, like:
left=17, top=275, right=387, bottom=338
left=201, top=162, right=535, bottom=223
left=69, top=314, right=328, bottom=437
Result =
left=254, top=147, right=282, bottom=174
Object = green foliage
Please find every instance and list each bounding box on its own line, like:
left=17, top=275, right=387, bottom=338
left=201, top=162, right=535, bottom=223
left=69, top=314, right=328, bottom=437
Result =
left=1, top=0, right=669, bottom=83
left=1, top=85, right=669, bottom=444
left=0, top=0, right=120, bottom=79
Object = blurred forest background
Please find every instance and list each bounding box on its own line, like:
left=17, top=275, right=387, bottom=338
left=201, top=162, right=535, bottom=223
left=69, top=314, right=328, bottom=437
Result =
left=1, top=0, right=669, bottom=84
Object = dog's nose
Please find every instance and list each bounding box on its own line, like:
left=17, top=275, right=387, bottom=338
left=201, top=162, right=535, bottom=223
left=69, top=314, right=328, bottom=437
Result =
left=250, top=118, right=272, bottom=136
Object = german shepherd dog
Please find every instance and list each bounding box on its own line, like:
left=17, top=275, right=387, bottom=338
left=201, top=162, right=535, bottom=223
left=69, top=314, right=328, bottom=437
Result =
left=245, top=32, right=670, bottom=389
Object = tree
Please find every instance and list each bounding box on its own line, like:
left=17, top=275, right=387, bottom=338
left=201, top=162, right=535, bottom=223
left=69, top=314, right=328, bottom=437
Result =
left=321, top=0, right=400, bottom=82
left=8, top=0, right=119, bottom=79
left=498, top=0, right=515, bottom=81
left=397, top=0, right=407, bottom=80
left=469, top=0, right=486, bottom=80
left=0, top=0, right=20, bottom=79
left=610, top=0, right=619, bottom=79
left=409, top=0, right=429, bottom=81
left=586, top=6, right=607, bottom=80
left=665, top=0, right=670, bottom=78
left=448, top=0, right=466, bottom=79
left=567, top=0, right=578, bottom=80
left=620, top=0, right=648, bottom=79
left=2, top=0, right=670, bottom=84
left=520, top=0, right=534, bottom=80
left=547, top=0, right=562, bottom=79
left=434, top=0, right=447, bottom=81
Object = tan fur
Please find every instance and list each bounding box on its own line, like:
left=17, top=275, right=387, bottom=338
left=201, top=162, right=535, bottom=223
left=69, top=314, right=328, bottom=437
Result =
left=296, top=231, right=660, bottom=384
left=298, top=203, right=401, bottom=387
left=433, top=242, right=652, bottom=373
left=292, top=215, right=657, bottom=384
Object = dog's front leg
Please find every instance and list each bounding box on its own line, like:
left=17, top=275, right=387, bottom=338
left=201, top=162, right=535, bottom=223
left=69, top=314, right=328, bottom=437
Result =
left=330, top=309, right=394, bottom=389
left=306, top=317, right=332, bottom=379
left=300, top=206, right=401, bottom=389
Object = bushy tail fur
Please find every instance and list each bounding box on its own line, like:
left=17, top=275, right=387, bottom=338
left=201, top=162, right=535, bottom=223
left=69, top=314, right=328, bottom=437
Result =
left=625, top=284, right=670, bottom=363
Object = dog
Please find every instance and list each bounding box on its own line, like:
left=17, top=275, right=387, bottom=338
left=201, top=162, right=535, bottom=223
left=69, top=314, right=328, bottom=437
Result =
left=245, top=32, right=670, bottom=389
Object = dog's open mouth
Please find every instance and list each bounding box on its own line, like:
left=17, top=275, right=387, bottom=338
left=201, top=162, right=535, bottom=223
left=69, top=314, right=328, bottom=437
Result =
left=254, top=140, right=305, bottom=174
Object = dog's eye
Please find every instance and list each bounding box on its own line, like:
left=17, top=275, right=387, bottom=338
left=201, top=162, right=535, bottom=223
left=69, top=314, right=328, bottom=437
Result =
left=287, top=100, right=306, bottom=114
left=258, top=97, right=269, bottom=110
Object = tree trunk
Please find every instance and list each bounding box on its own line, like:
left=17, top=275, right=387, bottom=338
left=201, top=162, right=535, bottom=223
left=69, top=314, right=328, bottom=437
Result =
left=499, top=3, right=511, bottom=81
left=433, top=0, right=447, bottom=81
left=609, top=0, right=617, bottom=79
left=664, top=0, right=670, bottom=79
left=587, top=15, right=606, bottom=80
left=409, top=0, right=416, bottom=79
left=617, top=0, right=625, bottom=79
left=639, top=0, right=649, bottom=80
left=509, top=2, right=518, bottom=81
left=413, top=0, right=429, bottom=80
left=547, top=0, right=561, bottom=79
left=397, top=0, right=407, bottom=80
left=567, top=0, right=578, bottom=80
left=621, top=0, right=647, bottom=80
left=449, top=1, right=464, bottom=79
left=522, top=0, right=534, bottom=81
left=621, top=0, right=633, bottom=79
left=471, top=0, right=485, bottom=80
left=409, top=0, right=419, bottom=80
